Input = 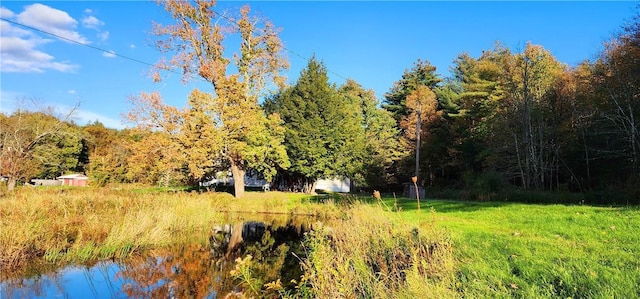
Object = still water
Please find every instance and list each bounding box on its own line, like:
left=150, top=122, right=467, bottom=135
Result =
left=1, top=216, right=313, bottom=298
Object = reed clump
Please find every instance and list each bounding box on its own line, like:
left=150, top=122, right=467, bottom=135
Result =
left=298, top=203, right=456, bottom=298
left=0, top=187, right=220, bottom=273
left=0, top=187, right=331, bottom=276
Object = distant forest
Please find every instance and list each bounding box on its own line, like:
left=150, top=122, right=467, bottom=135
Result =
left=3, top=3, right=639, bottom=204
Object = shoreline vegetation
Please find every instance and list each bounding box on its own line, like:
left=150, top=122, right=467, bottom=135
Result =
left=1, top=186, right=639, bottom=297
left=0, top=186, right=334, bottom=274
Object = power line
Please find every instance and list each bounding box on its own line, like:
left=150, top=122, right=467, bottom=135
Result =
left=1, top=17, right=160, bottom=69
left=221, top=5, right=391, bottom=100
left=207, top=6, right=351, bottom=82
left=209, top=6, right=385, bottom=98
left=1, top=11, right=375, bottom=97
left=1, top=17, right=217, bottom=84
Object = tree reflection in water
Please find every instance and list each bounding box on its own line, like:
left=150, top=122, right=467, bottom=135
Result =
left=0, top=218, right=312, bottom=298
left=116, top=218, right=311, bottom=298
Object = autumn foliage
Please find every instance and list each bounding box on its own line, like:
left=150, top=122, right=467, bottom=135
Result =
left=3, top=4, right=640, bottom=203
left=127, top=0, right=290, bottom=198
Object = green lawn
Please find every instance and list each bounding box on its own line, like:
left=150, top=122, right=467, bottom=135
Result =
left=379, top=197, right=640, bottom=298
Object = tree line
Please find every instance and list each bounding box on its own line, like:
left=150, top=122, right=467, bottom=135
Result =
left=2, top=2, right=639, bottom=203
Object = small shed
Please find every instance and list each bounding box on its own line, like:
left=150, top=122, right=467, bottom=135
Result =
left=57, top=174, right=88, bottom=187
left=402, top=182, right=425, bottom=199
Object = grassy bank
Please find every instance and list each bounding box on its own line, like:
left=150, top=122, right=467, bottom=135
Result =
left=4, top=187, right=638, bottom=298
left=296, top=203, right=456, bottom=298
left=0, top=186, right=332, bottom=276
left=381, top=197, right=640, bottom=298
left=1, top=188, right=457, bottom=298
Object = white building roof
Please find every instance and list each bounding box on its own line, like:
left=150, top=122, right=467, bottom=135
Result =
left=57, top=174, right=88, bottom=180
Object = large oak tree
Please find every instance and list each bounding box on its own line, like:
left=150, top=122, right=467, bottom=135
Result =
left=128, top=0, right=290, bottom=197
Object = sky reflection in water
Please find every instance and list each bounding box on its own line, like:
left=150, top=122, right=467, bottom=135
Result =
left=1, top=218, right=311, bottom=298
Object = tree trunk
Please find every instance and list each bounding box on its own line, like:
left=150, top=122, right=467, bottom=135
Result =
left=302, top=178, right=317, bottom=194
left=230, top=162, right=245, bottom=198
left=7, top=177, right=17, bottom=192
left=311, top=180, right=317, bottom=195
left=628, top=102, right=639, bottom=177
left=514, top=134, right=526, bottom=189
left=580, top=126, right=591, bottom=187
left=303, top=179, right=309, bottom=194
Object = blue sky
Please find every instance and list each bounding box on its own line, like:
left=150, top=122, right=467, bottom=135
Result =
left=1, top=1, right=637, bottom=129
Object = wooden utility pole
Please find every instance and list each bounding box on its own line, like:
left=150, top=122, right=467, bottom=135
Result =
left=415, top=101, right=421, bottom=178
left=415, top=102, right=421, bottom=211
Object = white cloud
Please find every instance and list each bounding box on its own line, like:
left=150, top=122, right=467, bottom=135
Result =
left=16, top=3, right=89, bottom=44
left=82, top=11, right=109, bottom=42
left=0, top=20, right=32, bottom=37
left=0, top=7, right=14, bottom=18
left=1, top=4, right=84, bottom=73
left=97, top=31, right=109, bottom=41
left=68, top=89, right=76, bottom=95
left=102, top=50, right=116, bottom=58
left=130, top=44, right=136, bottom=49
left=82, top=15, right=104, bottom=30
left=0, top=35, right=78, bottom=73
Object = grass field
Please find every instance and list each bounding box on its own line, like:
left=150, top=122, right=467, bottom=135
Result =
left=378, top=196, right=640, bottom=298
left=2, top=186, right=639, bottom=298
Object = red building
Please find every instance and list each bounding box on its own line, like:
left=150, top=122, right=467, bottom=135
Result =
left=57, top=174, right=88, bottom=187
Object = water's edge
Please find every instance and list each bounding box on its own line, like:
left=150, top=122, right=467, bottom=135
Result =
left=1, top=217, right=313, bottom=298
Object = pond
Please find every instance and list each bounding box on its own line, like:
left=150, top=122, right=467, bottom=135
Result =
left=1, top=216, right=314, bottom=298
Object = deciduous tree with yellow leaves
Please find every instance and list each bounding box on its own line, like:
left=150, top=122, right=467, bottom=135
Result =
left=128, top=0, right=289, bottom=198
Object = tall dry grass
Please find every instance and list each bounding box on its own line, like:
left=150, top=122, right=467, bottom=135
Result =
left=0, top=187, right=331, bottom=276
left=0, top=187, right=219, bottom=273
left=2, top=187, right=458, bottom=297
left=298, top=203, right=457, bottom=298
